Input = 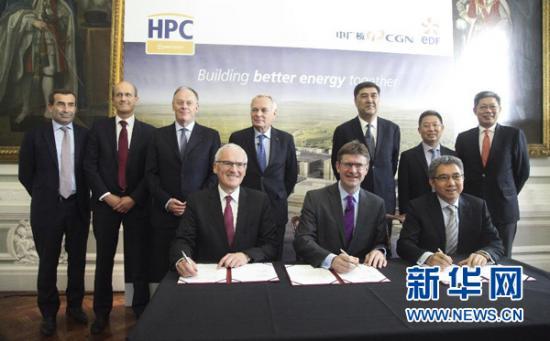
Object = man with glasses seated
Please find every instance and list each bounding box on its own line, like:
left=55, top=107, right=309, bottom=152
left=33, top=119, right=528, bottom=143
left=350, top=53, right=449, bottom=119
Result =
left=294, top=141, right=388, bottom=274
left=169, top=143, right=278, bottom=277
left=397, top=155, right=504, bottom=269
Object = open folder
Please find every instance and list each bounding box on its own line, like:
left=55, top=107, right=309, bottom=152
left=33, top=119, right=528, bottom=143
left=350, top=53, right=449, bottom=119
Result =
left=285, top=264, right=390, bottom=286
left=177, top=263, right=279, bottom=284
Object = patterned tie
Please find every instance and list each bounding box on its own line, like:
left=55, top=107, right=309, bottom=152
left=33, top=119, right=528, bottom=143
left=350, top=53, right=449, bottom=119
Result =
left=365, top=124, right=375, bottom=160
left=118, top=120, right=129, bottom=191
left=429, top=148, right=440, bottom=164
left=257, top=134, right=267, bottom=172
left=179, top=127, right=188, bottom=158
left=343, top=195, right=355, bottom=247
left=481, top=129, right=490, bottom=167
left=59, top=126, right=73, bottom=198
left=445, top=205, right=458, bottom=255
left=224, top=195, right=235, bottom=246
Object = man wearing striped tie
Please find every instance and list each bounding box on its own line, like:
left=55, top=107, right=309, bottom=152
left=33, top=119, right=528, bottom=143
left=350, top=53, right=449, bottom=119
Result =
left=455, top=91, right=530, bottom=258
left=397, top=155, right=504, bottom=269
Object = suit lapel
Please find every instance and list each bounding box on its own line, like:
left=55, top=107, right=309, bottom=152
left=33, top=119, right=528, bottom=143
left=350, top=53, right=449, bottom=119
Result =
left=352, top=117, right=365, bottom=144
left=43, top=122, right=59, bottom=170
left=108, top=117, right=118, bottom=165
left=73, top=125, right=84, bottom=168
left=348, top=189, right=368, bottom=253
left=328, top=184, right=346, bottom=247
left=267, top=128, right=279, bottom=170
left=413, top=143, right=429, bottom=177
left=184, top=124, right=202, bottom=157
left=233, top=187, right=249, bottom=248
left=428, top=194, right=447, bottom=250
left=485, top=124, right=500, bottom=169
left=208, top=188, right=228, bottom=245
left=168, top=124, right=181, bottom=161
left=457, top=196, right=470, bottom=253
left=244, top=128, right=261, bottom=171
left=374, top=118, right=384, bottom=159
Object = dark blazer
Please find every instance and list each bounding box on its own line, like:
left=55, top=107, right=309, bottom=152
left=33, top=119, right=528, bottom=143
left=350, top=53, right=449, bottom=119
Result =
left=293, top=183, right=387, bottom=267
left=19, top=121, right=90, bottom=224
left=84, top=117, right=155, bottom=205
left=398, top=143, right=455, bottom=214
left=146, top=123, right=220, bottom=229
left=229, top=127, right=298, bottom=225
left=455, top=125, right=530, bottom=224
left=397, top=193, right=504, bottom=263
left=331, top=116, right=400, bottom=214
left=169, top=187, right=278, bottom=265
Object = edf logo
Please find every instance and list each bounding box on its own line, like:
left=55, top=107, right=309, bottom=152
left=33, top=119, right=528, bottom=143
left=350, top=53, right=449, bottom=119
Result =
left=146, top=13, right=195, bottom=55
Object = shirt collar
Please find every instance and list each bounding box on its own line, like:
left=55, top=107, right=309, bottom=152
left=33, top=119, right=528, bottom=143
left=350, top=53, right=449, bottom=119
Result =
left=437, top=195, right=459, bottom=209
left=176, top=120, right=195, bottom=132
left=52, top=120, right=73, bottom=131
left=478, top=123, right=497, bottom=134
left=422, top=142, right=440, bottom=153
left=338, top=181, right=360, bottom=203
left=358, top=116, right=377, bottom=130
left=218, top=185, right=240, bottom=203
left=254, top=127, right=271, bottom=139
left=116, top=114, right=135, bottom=128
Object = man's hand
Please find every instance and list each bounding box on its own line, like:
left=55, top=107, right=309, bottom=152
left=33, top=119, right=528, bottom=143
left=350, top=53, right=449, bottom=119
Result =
left=458, top=252, right=488, bottom=267
left=167, top=199, right=186, bottom=216
left=364, top=249, right=387, bottom=268
left=104, top=194, right=121, bottom=209
left=217, top=252, right=250, bottom=268
left=176, top=258, right=198, bottom=277
left=426, top=250, right=453, bottom=270
left=113, top=196, right=135, bottom=213
left=331, top=253, right=359, bottom=274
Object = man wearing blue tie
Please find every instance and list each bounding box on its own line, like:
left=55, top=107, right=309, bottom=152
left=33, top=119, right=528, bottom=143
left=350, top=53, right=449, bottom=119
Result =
left=229, top=95, right=298, bottom=260
left=294, top=141, right=387, bottom=274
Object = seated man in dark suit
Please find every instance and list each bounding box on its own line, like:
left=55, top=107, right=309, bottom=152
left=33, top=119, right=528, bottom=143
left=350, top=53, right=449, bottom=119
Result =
left=169, top=143, right=278, bottom=276
left=294, top=141, right=387, bottom=274
left=397, top=155, right=504, bottom=269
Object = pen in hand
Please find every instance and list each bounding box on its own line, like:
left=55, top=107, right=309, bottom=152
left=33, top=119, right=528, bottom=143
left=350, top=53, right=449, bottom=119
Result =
left=339, top=248, right=358, bottom=267
left=181, top=250, right=191, bottom=263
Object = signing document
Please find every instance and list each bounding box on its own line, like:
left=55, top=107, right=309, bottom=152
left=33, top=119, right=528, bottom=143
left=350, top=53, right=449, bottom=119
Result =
left=286, top=264, right=389, bottom=286
left=178, top=263, right=278, bottom=284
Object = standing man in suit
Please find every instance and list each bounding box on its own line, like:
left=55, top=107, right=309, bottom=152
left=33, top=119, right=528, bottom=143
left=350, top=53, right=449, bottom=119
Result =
left=397, top=155, right=504, bottom=268
left=398, top=110, right=455, bottom=218
left=146, top=86, right=220, bottom=283
left=294, top=141, right=387, bottom=274
left=84, top=81, right=155, bottom=334
left=170, top=143, right=278, bottom=276
left=229, top=95, right=298, bottom=259
left=331, top=81, right=400, bottom=240
left=18, top=89, right=90, bottom=336
left=455, top=91, right=530, bottom=257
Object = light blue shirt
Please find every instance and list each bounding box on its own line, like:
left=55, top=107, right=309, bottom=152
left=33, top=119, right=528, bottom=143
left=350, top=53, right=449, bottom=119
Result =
left=422, top=142, right=441, bottom=165
left=254, top=127, right=271, bottom=167
left=52, top=120, right=76, bottom=194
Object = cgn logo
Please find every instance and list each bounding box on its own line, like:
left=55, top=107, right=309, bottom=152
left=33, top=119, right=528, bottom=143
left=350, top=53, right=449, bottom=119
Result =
left=146, top=13, right=194, bottom=55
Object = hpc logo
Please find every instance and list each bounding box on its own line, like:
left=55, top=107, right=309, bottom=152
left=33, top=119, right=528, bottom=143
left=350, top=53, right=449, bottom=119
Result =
left=146, top=13, right=195, bottom=55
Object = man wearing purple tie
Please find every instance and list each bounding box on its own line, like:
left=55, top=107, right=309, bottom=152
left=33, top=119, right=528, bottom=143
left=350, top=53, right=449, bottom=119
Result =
left=294, top=141, right=387, bottom=274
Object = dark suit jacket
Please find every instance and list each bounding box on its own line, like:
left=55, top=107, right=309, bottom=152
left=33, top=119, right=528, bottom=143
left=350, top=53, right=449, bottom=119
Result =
left=84, top=117, right=155, bottom=206
left=397, top=193, right=504, bottom=263
left=293, top=183, right=387, bottom=267
left=146, top=123, right=220, bottom=229
left=229, top=127, right=298, bottom=225
left=19, top=121, right=90, bottom=225
left=331, top=116, right=400, bottom=214
left=398, top=143, right=455, bottom=214
left=455, top=124, right=530, bottom=224
left=169, top=187, right=278, bottom=265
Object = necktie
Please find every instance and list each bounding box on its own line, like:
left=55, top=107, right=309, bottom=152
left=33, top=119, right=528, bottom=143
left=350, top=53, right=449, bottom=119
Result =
left=343, top=195, right=355, bottom=247
left=365, top=124, right=375, bottom=160
left=118, top=120, right=128, bottom=191
left=59, top=126, right=73, bottom=198
left=224, top=195, right=235, bottom=246
left=257, top=134, right=267, bottom=172
left=445, top=205, right=458, bottom=255
left=429, top=148, right=439, bottom=164
left=180, top=127, right=188, bottom=158
left=481, top=129, right=490, bottom=167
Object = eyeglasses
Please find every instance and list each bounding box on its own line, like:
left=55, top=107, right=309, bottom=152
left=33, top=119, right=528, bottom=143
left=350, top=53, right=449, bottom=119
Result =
left=215, top=160, right=247, bottom=168
left=433, top=173, right=464, bottom=182
left=340, top=162, right=367, bottom=169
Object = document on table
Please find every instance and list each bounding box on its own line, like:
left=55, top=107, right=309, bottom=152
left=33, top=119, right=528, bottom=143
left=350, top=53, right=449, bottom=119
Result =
left=230, top=263, right=279, bottom=283
left=177, top=264, right=226, bottom=284
left=285, top=264, right=390, bottom=285
left=178, top=263, right=279, bottom=284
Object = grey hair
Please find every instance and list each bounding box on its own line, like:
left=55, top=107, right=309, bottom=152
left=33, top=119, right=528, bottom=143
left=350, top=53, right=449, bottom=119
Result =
left=428, top=155, right=464, bottom=179
left=214, top=143, right=248, bottom=163
left=251, top=94, right=278, bottom=112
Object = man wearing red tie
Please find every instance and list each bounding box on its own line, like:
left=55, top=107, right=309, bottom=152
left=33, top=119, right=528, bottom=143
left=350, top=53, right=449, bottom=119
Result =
left=455, top=91, right=530, bottom=258
left=170, top=143, right=278, bottom=277
left=84, top=81, right=155, bottom=333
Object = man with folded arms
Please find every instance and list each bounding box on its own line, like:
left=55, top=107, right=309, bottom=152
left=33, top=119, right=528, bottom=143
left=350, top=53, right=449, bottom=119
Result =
left=170, top=144, right=278, bottom=276
left=294, top=141, right=387, bottom=274
left=397, top=155, right=504, bottom=269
